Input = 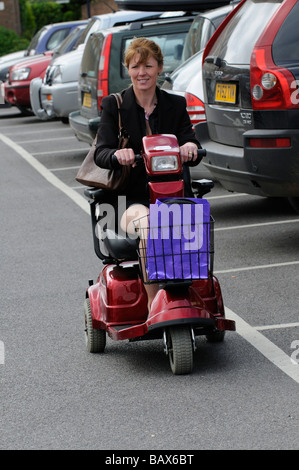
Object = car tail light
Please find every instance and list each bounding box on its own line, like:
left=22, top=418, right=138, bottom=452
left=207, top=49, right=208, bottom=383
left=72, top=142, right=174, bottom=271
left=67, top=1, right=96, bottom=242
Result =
left=185, top=92, right=206, bottom=126
left=250, top=47, right=296, bottom=110
left=97, top=33, right=112, bottom=109
left=249, top=137, right=291, bottom=148
left=250, top=0, right=298, bottom=110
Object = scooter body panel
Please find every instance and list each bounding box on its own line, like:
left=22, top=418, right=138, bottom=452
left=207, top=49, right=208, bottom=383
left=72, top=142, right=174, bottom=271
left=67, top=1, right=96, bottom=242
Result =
left=88, top=262, right=148, bottom=327
left=88, top=267, right=235, bottom=340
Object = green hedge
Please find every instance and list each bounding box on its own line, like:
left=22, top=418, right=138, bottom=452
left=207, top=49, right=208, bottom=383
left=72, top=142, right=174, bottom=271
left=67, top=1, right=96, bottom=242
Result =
left=0, top=27, right=29, bottom=55
left=0, top=0, right=83, bottom=56
left=20, top=0, right=83, bottom=39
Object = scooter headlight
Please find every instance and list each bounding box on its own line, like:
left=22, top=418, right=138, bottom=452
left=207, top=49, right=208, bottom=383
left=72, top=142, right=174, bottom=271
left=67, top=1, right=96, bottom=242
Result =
left=151, top=155, right=179, bottom=172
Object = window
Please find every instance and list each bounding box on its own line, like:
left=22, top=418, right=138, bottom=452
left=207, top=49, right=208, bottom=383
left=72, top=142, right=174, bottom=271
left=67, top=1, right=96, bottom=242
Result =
left=81, top=34, right=104, bottom=78
left=46, top=28, right=71, bottom=51
left=272, top=2, right=299, bottom=66
left=122, top=32, right=187, bottom=77
left=208, top=0, right=281, bottom=64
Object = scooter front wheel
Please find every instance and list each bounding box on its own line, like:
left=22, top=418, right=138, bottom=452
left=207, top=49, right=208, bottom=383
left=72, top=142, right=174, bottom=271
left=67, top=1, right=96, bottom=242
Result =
left=84, top=298, right=106, bottom=353
left=166, top=326, right=193, bottom=375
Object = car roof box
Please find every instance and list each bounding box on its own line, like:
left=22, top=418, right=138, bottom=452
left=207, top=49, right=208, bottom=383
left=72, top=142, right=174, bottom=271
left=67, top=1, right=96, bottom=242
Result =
left=115, top=0, right=231, bottom=11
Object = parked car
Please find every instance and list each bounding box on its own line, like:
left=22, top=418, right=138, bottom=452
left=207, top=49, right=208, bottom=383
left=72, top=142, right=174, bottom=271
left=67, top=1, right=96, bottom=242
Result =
left=29, top=9, right=164, bottom=122
left=181, top=1, right=238, bottom=62
left=4, top=22, right=89, bottom=114
left=161, top=2, right=239, bottom=179
left=198, top=0, right=299, bottom=210
left=0, top=20, right=87, bottom=84
left=163, top=50, right=205, bottom=127
left=162, top=3, right=238, bottom=127
left=69, top=15, right=195, bottom=144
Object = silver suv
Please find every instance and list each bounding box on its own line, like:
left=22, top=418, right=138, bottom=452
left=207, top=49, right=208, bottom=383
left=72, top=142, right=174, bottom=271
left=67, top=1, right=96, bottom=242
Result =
left=69, top=14, right=195, bottom=144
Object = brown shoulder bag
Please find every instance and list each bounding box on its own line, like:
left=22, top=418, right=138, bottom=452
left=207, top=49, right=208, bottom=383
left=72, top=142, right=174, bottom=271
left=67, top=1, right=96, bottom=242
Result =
left=75, top=93, right=130, bottom=190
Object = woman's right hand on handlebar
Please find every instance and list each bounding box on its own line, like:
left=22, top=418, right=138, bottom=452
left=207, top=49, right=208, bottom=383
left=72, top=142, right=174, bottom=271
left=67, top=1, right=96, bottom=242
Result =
left=114, top=148, right=136, bottom=167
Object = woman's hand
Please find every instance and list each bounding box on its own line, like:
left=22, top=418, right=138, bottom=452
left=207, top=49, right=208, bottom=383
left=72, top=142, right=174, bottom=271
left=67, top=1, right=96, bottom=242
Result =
left=114, top=148, right=137, bottom=167
left=179, top=142, right=198, bottom=163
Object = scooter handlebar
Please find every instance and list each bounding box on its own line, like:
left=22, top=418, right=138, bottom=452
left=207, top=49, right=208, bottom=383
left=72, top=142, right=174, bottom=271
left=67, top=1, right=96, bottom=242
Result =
left=111, top=153, right=142, bottom=166
left=197, top=149, right=207, bottom=158
left=112, top=149, right=206, bottom=166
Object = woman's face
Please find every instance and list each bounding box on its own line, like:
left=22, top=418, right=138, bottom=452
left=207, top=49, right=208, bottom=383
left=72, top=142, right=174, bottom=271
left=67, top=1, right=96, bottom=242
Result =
left=128, top=53, right=163, bottom=93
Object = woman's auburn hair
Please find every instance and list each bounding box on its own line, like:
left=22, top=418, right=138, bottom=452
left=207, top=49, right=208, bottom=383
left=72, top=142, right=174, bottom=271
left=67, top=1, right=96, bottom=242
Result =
left=124, top=37, right=164, bottom=68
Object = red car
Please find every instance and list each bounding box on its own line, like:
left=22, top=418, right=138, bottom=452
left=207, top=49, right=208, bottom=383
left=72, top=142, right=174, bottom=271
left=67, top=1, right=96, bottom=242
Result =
left=4, top=22, right=88, bottom=115
left=4, top=52, right=53, bottom=114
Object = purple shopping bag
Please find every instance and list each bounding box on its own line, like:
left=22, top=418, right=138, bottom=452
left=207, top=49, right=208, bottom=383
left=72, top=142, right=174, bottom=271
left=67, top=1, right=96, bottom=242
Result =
left=147, top=198, right=211, bottom=281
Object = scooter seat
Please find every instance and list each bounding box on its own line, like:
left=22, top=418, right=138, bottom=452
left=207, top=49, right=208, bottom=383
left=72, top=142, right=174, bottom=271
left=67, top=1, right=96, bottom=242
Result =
left=103, top=229, right=138, bottom=261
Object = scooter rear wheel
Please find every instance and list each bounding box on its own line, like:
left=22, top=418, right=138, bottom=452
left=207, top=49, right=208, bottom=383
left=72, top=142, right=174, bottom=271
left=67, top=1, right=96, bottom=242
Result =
left=167, top=326, right=193, bottom=375
left=84, top=298, right=106, bottom=353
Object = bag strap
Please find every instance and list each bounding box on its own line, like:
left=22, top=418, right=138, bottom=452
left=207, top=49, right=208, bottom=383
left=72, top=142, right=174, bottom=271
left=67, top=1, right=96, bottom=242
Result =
left=111, top=92, right=123, bottom=133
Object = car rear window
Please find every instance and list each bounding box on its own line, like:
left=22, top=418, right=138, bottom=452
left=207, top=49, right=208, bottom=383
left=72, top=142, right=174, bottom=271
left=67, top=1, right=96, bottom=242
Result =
left=122, top=32, right=187, bottom=76
left=207, top=0, right=282, bottom=64
left=81, top=33, right=104, bottom=78
left=272, top=1, right=299, bottom=66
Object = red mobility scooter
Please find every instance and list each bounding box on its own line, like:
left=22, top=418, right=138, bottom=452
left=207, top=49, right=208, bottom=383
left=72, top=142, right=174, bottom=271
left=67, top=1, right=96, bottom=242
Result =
left=83, top=134, right=235, bottom=374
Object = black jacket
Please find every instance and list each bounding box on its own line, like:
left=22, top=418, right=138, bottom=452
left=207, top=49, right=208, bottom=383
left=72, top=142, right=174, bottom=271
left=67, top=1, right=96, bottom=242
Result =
left=95, top=85, right=200, bottom=202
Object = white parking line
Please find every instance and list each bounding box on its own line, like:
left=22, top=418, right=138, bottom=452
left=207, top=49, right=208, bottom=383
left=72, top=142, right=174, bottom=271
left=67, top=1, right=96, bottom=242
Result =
left=0, top=133, right=89, bottom=214
left=226, top=308, right=299, bottom=384
left=32, top=148, right=88, bottom=156
left=255, top=322, right=299, bottom=331
left=1, top=131, right=298, bottom=384
left=215, top=260, right=299, bottom=274
left=50, top=165, right=81, bottom=171
left=215, top=219, right=299, bottom=231
left=17, top=136, right=75, bottom=144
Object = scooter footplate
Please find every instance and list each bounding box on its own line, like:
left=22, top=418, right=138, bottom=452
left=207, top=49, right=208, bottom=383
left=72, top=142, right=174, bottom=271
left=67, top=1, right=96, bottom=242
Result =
left=215, top=318, right=236, bottom=331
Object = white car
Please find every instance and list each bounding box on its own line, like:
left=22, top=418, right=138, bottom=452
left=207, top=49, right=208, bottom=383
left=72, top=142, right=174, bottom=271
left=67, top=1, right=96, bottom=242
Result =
left=30, top=44, right=85, bottom=122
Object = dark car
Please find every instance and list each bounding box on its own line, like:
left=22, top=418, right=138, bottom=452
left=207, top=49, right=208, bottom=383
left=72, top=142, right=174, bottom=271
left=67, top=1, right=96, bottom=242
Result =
left=198, top=0, right=299, bottom=210
left=69, top=15, right=195, bottom=144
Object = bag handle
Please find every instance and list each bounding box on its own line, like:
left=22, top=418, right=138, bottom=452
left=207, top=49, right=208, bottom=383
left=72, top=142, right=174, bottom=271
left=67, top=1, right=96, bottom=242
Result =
left=111, top=92, right=123, bottom=134
left=111, top=92, right=129, bottom=148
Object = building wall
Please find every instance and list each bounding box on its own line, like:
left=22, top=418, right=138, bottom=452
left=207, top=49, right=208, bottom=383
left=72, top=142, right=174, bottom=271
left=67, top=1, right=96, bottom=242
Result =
left=0, top=0, right=21, bottom=35
left=81, top=0, right=119, bottom=19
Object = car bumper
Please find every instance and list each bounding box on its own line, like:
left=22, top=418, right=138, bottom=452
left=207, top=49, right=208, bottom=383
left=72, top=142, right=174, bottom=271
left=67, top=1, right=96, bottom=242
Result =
left=195, top=122, right=299, bottom=197
left=69, top=110, right=100, bottom=145
left=40, top=82, right=79, bottom=119
left=30, top=77, right=48, bottom=120
left=30, top=78, right=80, bottom=120
left=5, top=82, right=30, bottom=106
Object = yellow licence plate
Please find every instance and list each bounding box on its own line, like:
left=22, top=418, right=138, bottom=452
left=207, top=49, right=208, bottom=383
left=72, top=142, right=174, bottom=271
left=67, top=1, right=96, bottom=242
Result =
left=215, top=83, right=237, bottom=104
left=83, top=92, right=92, bottom=108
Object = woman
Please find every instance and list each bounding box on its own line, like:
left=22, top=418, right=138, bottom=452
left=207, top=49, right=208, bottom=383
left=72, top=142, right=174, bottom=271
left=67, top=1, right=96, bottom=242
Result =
left=94, top=37, right=201, bottom=310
